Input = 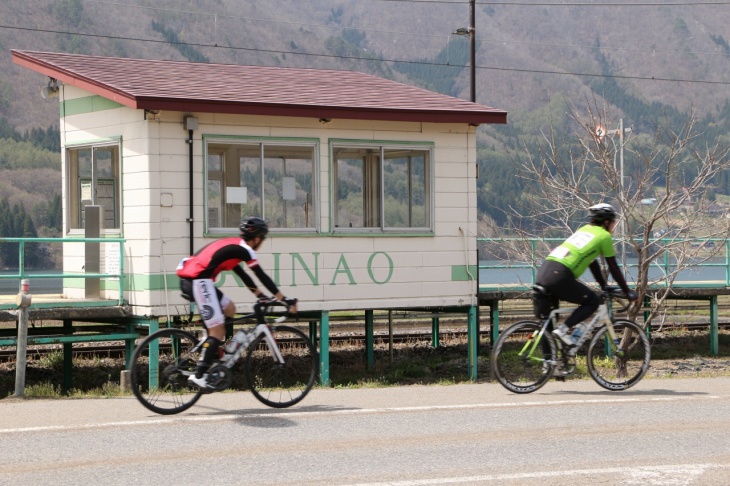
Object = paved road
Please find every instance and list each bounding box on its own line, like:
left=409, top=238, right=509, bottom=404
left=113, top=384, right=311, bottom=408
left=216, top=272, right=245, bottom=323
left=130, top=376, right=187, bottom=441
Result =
left=2, top=377, right=730, bottom=485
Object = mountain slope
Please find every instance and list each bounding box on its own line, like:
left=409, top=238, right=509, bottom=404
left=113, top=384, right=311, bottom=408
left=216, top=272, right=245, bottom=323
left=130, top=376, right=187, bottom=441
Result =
left=2, top=1, right=730, bottom=131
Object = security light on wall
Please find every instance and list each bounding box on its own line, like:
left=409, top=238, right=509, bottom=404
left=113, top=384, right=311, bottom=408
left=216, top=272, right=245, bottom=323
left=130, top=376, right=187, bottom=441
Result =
left=40, top=78, right=59, bottom=100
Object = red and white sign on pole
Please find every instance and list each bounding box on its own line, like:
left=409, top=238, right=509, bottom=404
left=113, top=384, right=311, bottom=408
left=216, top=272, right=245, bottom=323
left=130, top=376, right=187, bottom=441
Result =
left=595, top=124, right=606, bottom=142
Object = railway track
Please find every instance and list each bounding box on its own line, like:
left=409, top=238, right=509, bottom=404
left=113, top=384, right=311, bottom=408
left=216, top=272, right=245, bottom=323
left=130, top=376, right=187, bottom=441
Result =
left=1, top=320, right=728, bottom=360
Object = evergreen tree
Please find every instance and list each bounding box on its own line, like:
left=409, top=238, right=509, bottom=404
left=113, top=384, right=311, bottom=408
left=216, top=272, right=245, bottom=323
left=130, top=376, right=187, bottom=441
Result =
left=48, top=194, right=63, bottom=232
left=0, top=199, right=39, bottom=268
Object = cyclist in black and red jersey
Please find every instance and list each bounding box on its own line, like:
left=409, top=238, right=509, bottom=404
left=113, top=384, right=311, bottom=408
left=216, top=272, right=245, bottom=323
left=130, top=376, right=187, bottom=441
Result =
left=177, top=216, right=296, bottom=389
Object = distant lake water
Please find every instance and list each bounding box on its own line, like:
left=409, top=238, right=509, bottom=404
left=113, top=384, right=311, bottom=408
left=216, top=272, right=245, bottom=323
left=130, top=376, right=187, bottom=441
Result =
left=478, top=258, right=729, bottom=286
left=1, top=260, right=727, bottom=295
left=0, top=270, right=63, bottom=294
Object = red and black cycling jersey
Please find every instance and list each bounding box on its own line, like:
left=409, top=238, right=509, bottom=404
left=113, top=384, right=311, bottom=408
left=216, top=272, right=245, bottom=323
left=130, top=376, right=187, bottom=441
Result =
left=177, top=237, right=280, bottom=296
left=178, top=237, right=256, bottom=279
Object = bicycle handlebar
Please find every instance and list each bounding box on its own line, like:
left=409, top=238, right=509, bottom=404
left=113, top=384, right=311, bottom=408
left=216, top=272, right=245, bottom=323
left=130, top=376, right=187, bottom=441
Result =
left=247, top=298, right=298, bottom=323
left=602, top=286, right=633, bottom=314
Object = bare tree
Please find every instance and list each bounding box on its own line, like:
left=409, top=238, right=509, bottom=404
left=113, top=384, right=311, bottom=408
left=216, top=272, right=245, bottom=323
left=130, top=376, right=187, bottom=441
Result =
left=487, top=102, right=730, bottom=329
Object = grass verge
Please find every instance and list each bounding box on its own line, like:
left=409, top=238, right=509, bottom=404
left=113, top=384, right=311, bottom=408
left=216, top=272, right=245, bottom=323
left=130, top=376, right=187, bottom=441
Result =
left=2, top=329, right=730, bottom=398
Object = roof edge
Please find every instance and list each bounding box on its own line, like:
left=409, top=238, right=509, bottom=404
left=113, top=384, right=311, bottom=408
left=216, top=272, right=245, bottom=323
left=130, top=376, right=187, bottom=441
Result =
left=12, top=49, right=138, bottom=108
left=11, top=49, right=507, bottom=125
left=135, top=97, right=507, bottom=124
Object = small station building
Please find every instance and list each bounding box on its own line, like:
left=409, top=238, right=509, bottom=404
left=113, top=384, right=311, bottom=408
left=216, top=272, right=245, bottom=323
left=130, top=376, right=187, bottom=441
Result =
left=11, top=49, right=507, bottom=380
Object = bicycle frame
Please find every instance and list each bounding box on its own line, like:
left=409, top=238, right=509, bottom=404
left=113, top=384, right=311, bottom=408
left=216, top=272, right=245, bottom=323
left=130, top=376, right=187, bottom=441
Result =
left=188, top=303, right=292, bottom=373
left=524, top=299, right=621, bottom=364
left=554, top=304, right=618, bottom=350
left=220, top=322, right=285, bottom=366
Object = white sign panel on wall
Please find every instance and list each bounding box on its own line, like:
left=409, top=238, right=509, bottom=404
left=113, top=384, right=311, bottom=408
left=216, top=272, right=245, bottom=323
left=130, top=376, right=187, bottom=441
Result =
left=226, top=186, right=247, bottom=204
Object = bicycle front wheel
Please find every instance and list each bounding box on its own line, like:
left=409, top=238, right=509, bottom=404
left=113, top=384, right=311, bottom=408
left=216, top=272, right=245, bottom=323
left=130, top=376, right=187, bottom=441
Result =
left=245, top=325, right=318, bottom=408
left=129, top=328, right=203, bottom=415
left=491, top=321, right=556, bottom=394
left=587, top=319, right=651, bottom=391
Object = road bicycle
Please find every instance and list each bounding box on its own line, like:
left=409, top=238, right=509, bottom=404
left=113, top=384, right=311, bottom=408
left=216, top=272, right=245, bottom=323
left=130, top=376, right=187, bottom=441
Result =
left=490, top=286, right=651, bottom=394
left=129, top=299, right=318, bottom=415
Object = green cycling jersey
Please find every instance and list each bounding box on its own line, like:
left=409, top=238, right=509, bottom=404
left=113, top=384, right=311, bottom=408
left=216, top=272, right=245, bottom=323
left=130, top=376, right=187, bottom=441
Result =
left=546, top=224, right=615, bottom=278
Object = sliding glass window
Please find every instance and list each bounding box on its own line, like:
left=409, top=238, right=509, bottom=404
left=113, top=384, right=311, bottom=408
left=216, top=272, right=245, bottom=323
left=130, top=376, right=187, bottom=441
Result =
left=333, top=143, right=432, bottom=232
left=205, top=140, right=317, bottom=232
left=67, top=143, right=120, bottom=232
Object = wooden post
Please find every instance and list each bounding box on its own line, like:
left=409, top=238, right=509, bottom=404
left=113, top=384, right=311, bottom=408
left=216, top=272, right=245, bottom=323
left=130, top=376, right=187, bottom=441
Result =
left=13, top=279, right=31, bottom=397
left=710, top=295, right=719, bottom=355
left=365, top=310, right=374, bottom=370
left=85, top=205, right=102, bottom=299
left=63, top=319, right=73, bottom=394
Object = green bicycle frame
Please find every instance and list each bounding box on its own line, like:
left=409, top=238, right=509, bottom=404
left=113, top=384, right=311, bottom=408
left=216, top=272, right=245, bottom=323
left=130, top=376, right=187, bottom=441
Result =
left=520, top=302, right=621, bottom=363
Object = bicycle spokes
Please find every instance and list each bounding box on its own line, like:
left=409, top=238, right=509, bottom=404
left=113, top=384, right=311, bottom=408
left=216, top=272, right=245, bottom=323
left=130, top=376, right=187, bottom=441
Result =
left=587, top=320, right=651, bottom=391
left=491, top=321, right=556, bottom=394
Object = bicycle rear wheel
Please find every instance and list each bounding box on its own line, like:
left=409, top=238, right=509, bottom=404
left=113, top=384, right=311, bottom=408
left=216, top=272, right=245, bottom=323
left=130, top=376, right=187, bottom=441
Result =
left=245, top=325, right=317, bottom=408
left=587, top=319, right=651, bottom=391
left=129, top=328, right=203, bottom=415
left=491, top=321, right=556, bottom=394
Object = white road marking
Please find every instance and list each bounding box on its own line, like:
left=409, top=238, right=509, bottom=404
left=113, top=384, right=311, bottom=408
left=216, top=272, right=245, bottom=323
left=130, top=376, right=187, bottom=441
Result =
left=343, top=463, right=728, bottom=486
left=0, top=394, right=720, bottom=435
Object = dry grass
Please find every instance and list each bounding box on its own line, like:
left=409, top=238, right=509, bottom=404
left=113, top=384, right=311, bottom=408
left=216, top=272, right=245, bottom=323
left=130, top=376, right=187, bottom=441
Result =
left=2, top=326, right=729, bottom=398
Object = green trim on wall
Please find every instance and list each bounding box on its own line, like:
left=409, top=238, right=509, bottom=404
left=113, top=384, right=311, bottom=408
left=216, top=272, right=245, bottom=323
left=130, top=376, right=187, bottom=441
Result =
left=328, top=138, right=434, bottom=147
left=203, top=134, right=320, bottom=143
left=61, top=96, right=124, bottom=117
left=451, top=265, right=478, bottom=281
left=125, top=273, right=178, bottom=292
left=62, top=263, right=472, bottom=292
left=64, top=135, right=122, bottom=148
left=63, top=278, right=121, bottom=291
left=62, top=273, right=176, bottom=292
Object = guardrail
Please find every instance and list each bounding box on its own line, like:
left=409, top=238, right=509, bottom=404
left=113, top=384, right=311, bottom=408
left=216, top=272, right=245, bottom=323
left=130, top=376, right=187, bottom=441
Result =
left=477, top=237, right=730, bottom=290
left=0, top=237, right=126, bottom=305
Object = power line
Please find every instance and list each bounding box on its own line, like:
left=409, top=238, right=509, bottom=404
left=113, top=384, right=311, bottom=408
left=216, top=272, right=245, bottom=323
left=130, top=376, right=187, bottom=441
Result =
left=81, top=0, right=447, bottom=39
left=376, top=0, right=730, bottom=4
left=80, top=0, right=730, bottom=59
left=477, top=1, right=730, bottom=4
left=3, top=24, right=730, bottom=86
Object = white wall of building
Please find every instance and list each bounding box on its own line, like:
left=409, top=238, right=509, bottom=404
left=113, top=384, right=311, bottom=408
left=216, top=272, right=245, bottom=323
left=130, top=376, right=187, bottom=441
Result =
left=59, top=86, right=478, bottom=316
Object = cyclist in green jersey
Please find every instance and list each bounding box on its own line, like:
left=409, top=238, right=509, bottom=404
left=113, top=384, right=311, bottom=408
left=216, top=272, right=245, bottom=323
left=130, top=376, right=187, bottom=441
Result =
left=535, top=203, right=638, bottom=347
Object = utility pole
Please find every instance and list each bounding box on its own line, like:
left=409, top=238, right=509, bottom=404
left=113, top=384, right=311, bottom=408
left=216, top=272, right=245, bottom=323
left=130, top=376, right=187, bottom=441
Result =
left=615, top=119, right=632, bottom=270
left=469, top=0, right=475, bottom=103
left=453, top=0, right=476, bottom=103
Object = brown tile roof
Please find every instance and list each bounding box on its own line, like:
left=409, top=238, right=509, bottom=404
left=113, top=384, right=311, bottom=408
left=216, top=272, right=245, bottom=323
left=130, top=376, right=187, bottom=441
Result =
left=12, top=50, right=506, bottom=125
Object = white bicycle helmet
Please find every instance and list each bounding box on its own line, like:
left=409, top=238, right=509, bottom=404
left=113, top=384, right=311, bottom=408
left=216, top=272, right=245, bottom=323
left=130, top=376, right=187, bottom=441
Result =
left=588, top=203, right=617, bottom=222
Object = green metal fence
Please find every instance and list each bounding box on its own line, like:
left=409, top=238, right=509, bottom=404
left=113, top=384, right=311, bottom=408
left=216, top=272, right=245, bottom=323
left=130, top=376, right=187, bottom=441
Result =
left=0, top=237, right=126, bottom=305
left=477, top=237, right=730, bottom=290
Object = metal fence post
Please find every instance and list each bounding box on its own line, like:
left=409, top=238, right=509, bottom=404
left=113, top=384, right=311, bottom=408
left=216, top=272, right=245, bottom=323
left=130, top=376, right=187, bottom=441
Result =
left=14, top=279, right=31, bottom=397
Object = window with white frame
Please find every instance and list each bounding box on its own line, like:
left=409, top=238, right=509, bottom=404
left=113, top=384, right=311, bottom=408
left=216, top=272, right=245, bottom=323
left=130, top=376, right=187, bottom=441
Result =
left=67, top=143, right=120, bottom=231
left=205, top=140, right=317, bottom=232
left=333, top=143, right=432, bottom=232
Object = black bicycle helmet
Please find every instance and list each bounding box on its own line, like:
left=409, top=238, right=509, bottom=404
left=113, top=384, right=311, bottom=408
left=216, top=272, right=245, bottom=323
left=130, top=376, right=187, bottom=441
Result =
left=588, top=203, right=617, bottom=222
left=240, top=216, right=269, bottom=240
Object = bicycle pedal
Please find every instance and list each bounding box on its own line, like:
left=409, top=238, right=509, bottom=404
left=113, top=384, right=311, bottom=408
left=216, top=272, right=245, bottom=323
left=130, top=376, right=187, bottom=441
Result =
left=553, top=376, right=566, bottom=382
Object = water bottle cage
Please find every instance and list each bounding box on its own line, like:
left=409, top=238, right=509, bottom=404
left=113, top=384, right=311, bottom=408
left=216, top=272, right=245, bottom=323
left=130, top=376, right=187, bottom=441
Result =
left=222, top=331, right=252, bottom=365
left=572, top=326, right=590, bottom=348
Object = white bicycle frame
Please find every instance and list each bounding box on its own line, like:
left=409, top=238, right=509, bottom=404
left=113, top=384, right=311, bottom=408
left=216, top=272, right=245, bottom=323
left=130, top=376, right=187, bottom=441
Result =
left=192, top=312, right=290, bottom=370
left=220, top=321, right=286, bottom=366
left=545, top=302, right=620, bottom=350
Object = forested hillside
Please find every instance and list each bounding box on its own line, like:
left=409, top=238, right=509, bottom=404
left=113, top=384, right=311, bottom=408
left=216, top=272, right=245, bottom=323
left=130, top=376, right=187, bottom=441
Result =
left=2, top=0, right=730, bottom=238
